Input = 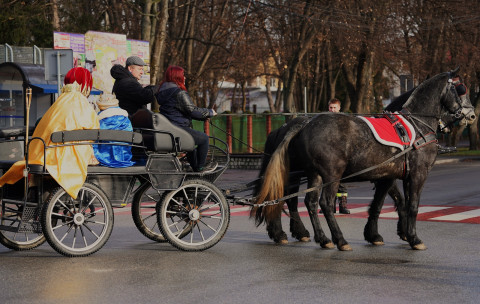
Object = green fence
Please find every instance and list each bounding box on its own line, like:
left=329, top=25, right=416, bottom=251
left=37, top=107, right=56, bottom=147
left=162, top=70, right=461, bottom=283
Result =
left=192, top=114, right=288, bottom=154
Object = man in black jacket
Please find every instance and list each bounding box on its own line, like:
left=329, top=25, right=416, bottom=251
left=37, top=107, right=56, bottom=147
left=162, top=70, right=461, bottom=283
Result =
left=110, top=56, right=159, bottom=116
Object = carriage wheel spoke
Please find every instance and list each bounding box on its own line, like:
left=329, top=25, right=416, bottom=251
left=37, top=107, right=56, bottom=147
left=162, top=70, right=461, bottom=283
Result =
left=199, top=201, right=220, bottom=213
left=198, top=219, right=219, bottom=233
left=182, top=188, right=194, bottom=210
left=80, top=225, right=88, bottom=247
left=82, top=222, right=101, bottom=239
left=170, top=197, right=189, bottom=212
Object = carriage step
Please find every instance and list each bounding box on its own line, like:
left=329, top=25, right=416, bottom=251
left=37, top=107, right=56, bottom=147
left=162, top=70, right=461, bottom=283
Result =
left=0, top=202, right=42, bottom=233
left=0, top=224, right=21, bottom=233
left=18, top=221, right=42, bottom=233
left=0, top=220, right=42, bottom=233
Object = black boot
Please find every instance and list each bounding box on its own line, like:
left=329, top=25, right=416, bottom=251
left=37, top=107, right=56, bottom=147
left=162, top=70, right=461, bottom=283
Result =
left=339, top=196, right=350, bottom=214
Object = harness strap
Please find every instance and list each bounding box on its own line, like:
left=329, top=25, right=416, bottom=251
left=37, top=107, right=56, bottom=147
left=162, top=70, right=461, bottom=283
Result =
left=413, top=132, right=437, bottom=149
left=384, top=113, right=399, bottom=124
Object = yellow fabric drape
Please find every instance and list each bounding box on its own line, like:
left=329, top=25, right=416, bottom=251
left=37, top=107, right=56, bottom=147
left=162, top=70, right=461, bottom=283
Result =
left=0, top=83, right=100, bottom=199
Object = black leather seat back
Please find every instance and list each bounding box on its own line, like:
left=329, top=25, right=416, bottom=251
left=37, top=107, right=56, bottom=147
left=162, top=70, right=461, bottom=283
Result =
left=131, top=108, right=195, bottom=152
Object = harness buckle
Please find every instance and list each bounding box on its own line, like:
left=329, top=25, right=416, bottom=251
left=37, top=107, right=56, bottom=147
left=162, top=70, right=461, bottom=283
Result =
left=454, top=108, right=463, bottom=119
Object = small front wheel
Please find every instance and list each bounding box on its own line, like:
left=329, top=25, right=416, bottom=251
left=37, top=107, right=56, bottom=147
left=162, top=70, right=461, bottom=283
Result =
left=41, top=183, right=114, bottom=257
left=157, top=179, right=229, bottom=251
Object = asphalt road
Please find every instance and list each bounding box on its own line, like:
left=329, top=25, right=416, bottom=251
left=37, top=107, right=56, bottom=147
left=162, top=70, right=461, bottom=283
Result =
left=1, top=159, right=479, bottom=304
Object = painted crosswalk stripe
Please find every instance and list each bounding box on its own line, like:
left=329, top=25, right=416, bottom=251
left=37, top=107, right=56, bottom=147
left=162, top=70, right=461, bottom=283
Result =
left=346, top=206, right=370, bottom=214
left=430, top=209, right=480, bottom=221
left=380, top=206, right=451, bottom=218
left=230, top=206, right=252, bottom=213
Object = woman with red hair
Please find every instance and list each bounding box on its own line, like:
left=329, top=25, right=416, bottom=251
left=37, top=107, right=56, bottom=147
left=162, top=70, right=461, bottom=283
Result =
left=156, top=65, right=217, bottom=172
left=0, top=67, right=99, bottom=199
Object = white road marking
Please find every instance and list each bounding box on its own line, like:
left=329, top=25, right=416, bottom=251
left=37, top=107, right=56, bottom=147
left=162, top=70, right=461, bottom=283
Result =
left=430, top=209, right=480, bottom=221
left=380, top=206, right=451, bottom=218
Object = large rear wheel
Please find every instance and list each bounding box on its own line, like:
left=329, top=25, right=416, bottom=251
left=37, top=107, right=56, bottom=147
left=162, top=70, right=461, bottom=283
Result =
left=157, top=179, right=229, bottom=251
left=41, top=183, right=114, bottom=257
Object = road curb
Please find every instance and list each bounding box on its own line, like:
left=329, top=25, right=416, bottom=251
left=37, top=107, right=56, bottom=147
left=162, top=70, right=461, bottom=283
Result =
left=435, top=156, right=480, bottom=164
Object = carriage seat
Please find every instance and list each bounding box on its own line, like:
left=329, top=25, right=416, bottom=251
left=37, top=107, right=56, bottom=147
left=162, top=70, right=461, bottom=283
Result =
left=0, top=130, right=149, bottom=176
left=130, top=108, right=195, bottom=153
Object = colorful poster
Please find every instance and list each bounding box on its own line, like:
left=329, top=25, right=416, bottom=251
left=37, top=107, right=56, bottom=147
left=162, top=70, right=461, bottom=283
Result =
left=84, top=31, right=127, bottom=94
left=127, top=39, right=151, bottom=86
left=53, top=32, right=86, bottom=67
left=53, top=31, right=151, bottom=94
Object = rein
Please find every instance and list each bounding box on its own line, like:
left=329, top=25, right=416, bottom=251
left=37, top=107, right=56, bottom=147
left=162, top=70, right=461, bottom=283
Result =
left=252, top=146, right=413, bottom=207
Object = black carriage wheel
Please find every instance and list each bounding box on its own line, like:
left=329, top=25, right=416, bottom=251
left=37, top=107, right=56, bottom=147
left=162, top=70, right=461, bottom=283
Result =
left=131, top=181, right=167, bottom=243
left=157, top=179, right=230, bottom=252
left=41, top=183, right=114, bottom=257
left=0, top=187, right=46, bottom=251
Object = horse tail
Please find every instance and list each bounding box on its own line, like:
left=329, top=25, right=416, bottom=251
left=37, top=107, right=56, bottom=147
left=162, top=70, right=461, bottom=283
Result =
left=251, top=120, right=308, bottom=225
left=253, top=128, right=280, bottom=197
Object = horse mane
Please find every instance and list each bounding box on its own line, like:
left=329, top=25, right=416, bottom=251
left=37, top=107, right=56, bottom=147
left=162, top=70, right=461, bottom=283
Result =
left=384, top=71, right=454, bottom=112
left=384, top=87, right=416, bottom=112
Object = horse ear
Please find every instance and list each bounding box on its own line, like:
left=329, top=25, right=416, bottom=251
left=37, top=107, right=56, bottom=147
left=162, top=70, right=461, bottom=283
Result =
left=449, top=66, right=460, bottom=78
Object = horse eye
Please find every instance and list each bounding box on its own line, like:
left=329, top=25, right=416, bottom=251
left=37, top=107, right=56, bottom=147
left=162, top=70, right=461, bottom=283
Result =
left=455, top=83, right=467, bottom=96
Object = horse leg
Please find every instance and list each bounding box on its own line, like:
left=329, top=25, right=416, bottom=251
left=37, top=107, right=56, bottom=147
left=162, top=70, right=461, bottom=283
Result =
left=287, top=196, right=310, bottom=242
left=285, top=173, right=310, bottom=242
left=266, top=214, right=288, bottom=244
left=303, top=175, right=333, bottom=248
left=404, top=178, right=427, bottom=250
left=388, top=182, right=408, bottom=242
left=318, top=179, right=352, bottom=251
left=364, top=179, right=394, bottom=245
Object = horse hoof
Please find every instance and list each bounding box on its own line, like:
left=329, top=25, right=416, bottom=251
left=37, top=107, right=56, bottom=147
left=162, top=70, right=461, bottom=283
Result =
left=412, top=243, right=427, bottom=250
left=278, top=239, right=288, bottom=245
left=339, top=244, right=353, bottom=251
left=300, top=237, right=311, bottom=242
left=372, top=241, right=384, bottom=246
left=321, top=242, right=335, bottom=249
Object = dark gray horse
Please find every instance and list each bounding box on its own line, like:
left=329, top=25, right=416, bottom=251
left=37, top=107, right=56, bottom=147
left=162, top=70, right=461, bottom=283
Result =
left=253, top=70, right=476, bottom=250
left=254, top=116, right=406, bottom=245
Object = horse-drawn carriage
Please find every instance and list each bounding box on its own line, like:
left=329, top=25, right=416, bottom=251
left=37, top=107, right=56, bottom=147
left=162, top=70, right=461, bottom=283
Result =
left=0, top=68, right=476, bottom=257
left=0, top=109, right=231, bottom=257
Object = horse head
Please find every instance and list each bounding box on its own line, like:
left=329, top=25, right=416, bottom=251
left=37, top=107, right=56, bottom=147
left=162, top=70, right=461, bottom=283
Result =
left=442, top=68, right=476, bottom=126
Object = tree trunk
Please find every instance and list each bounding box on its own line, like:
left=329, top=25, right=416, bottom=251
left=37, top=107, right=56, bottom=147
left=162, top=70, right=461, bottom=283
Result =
left=283, top=30, right=316, bottom=112
left=265, top=77, right=276, bottom=113
left=141, top=0, right=153, bottom=42
left=275, top=81, right=283, bottom=113
left=241, top=81, right=247, bottom=112
left=232, top=83, right=240, bottom=113
left=185, top=0, right=197, bottom=74
left=150, top=0, right=169, bottom=111
left=51, top=0, right=60, bottom=31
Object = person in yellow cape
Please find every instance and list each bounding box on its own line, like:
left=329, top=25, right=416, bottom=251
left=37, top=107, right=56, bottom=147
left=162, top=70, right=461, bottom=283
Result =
left=0, top=67, right=100, bottom=199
